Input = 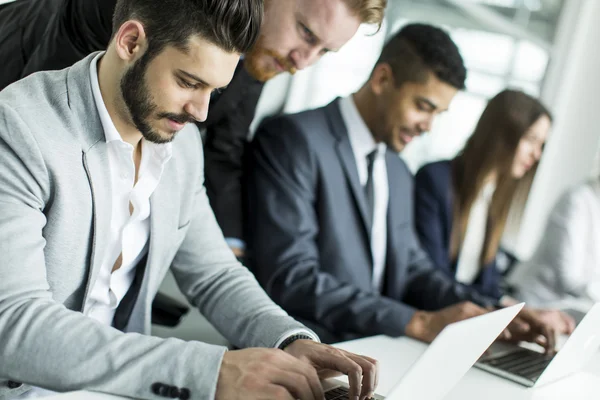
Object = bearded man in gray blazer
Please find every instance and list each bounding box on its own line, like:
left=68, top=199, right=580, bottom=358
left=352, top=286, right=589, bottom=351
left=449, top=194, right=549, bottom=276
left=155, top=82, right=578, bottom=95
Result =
left=0, top=1, right=378, bottom=399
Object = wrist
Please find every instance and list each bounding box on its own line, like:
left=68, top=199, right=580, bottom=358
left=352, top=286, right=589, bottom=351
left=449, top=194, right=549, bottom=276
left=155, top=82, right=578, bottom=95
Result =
left=405, top=310, right=433, bottom=341
left=278, top=334, right=315, bottom=351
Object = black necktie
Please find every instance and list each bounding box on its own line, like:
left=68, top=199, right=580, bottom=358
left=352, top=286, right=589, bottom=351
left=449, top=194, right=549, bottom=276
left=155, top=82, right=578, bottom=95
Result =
left=364, top=150, right=377, bottom=225
left=112, top=254, right=148, bottom=331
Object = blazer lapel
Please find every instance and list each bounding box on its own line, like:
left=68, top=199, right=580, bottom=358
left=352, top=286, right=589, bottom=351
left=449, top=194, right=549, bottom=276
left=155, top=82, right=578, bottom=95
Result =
left=65, top=52, right=114, bottom=309
left=326, top=100, right=373, bottom=237
left=81, top=143, right=111, bottom=310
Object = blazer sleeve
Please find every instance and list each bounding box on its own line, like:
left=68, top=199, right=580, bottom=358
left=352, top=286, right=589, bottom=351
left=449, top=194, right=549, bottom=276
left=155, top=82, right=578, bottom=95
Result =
left=21, top=0, right=115, bottom=77
left=247, top=116, right=435, bottom=338
left=170, top=129, right=316, bottom=351
left=414, top=164, right=453, bottom=275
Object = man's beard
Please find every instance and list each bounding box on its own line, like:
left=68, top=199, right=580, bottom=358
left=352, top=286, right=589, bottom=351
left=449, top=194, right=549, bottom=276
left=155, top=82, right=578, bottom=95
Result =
left=120, top=52, right=194, bottom=144
left=244, top=37, right=297, bottom=82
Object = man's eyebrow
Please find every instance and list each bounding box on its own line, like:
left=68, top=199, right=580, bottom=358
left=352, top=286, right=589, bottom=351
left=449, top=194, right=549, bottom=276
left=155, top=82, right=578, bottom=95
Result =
left=296, top=13, right=339, bottom=53
left=416, top=96, right=439, bottom=111
left=177, top=69, right=211, bottom=87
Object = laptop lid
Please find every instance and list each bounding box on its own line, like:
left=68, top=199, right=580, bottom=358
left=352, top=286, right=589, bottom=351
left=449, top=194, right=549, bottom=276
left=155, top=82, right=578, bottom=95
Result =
left=535, top=302, right=600, bottom=387
left=386, top=303, right=524, bottom=400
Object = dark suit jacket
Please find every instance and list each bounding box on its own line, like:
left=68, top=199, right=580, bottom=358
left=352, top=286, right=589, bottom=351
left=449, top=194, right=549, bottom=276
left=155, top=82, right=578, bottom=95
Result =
left=246, top=99, right=497, bottom=343
left=0, top=0, right=264, bottom=240
left=202, top=61, right=265, bottom=240
left=0, top=0, right=114, bottom=91
left=414, top=161, right=504, bottom=300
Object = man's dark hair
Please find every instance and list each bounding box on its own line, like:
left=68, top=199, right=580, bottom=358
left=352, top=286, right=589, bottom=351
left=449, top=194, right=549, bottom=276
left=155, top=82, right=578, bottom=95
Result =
left=112, top=0, right=263, bottom=61
left=375, top=23, right=467, bottom=90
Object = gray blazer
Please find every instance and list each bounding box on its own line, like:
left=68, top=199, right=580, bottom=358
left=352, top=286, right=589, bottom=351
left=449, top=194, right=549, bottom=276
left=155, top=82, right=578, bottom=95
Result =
left=246, top=99, right=496, bottom=344
left=0, top=53, right=311, bottom=400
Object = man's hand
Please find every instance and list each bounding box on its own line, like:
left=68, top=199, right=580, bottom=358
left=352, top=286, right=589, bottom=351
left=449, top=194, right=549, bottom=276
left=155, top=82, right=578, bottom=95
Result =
left=284, top=339, right=379, bottom=400
left=405, top=301, right=496, bottom=343
left=504, top=308, right=576, bottom=354
left=215, top=347, right=324, bottom=400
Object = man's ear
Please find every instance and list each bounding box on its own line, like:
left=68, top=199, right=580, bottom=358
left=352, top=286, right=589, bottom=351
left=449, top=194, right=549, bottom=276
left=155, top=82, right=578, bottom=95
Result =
left=370, top=63, right=395, bottom=96
left=113, top=20, right=148, bottom=63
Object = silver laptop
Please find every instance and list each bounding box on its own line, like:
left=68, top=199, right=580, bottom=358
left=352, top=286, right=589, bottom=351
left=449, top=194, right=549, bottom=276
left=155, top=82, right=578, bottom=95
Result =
left=476, top=302, right=600, bottom=387
left=323, top=303, right=524, bottom=400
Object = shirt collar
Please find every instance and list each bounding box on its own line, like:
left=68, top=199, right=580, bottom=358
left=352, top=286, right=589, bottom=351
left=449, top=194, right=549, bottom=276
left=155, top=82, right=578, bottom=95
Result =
left=89, top=52, right=123, bottom=144
left=339, top=95, right=382, bottom=158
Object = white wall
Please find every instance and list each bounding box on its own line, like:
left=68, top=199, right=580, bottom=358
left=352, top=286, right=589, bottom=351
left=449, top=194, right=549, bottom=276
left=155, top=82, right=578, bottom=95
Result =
left=511, top=0, right=600, bottom=258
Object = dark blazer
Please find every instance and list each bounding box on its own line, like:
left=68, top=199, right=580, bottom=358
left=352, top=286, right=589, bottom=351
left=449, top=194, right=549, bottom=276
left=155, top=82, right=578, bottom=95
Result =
left=0, top=0, right=265, bottom=240
left=414, top=161, right=504, bottom=300
left=246, top=99, right=497, bottom=343
left=0, top=0, right=114, bottom=91
left=202, top=60, right=265, bottom=240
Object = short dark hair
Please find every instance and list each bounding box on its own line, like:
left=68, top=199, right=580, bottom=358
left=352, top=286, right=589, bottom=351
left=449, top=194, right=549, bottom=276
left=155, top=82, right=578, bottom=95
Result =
left=375, top=23, right=467, bottom=90
left=112, top=0, right=263, bottom=61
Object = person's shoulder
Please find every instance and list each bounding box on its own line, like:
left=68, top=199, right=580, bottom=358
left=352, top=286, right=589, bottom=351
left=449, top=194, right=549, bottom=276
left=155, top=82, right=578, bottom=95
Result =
left=255, top=104, right=333, bottom=151
left=555, top=180, right=600, bottom=214
left=417, top=160, right=452, bottom=177
left=414, top=160, right=453, bottom=195
left=0, top=69, right=70, bottom=143
left=0, top=69, right=69, bottom=117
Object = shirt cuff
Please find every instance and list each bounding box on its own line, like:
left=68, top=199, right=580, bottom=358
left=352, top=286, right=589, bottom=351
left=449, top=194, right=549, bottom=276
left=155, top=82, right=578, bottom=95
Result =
left=225, top=237, right=246, bottom=250
left=273, top=328, right=320, bottom=349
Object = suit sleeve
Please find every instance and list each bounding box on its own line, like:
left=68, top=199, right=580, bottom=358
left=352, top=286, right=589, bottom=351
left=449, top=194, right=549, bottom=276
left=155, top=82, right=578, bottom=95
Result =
left=247, top=117, right=424, bottom=338
left=21, top=0, right=115, bottom=77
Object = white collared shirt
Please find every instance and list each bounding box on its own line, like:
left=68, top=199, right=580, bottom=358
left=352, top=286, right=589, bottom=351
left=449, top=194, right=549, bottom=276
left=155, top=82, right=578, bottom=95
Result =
left=86, top=52, right=173, bottom=325
left=455, top=182, right=495, bottom=284
left=339, top=95, right=389, bottom=293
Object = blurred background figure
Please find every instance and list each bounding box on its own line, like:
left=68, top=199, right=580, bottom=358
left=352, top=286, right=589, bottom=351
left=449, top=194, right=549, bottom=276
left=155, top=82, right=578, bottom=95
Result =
left=509, top=175, right=600, bottom=307
left=413, top=89, right=551, bottom=303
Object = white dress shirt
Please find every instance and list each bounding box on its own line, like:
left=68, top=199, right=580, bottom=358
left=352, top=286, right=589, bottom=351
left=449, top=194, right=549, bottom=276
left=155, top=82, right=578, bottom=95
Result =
left=19, top=52, right=172, bottom=399
left=455, top=182, right=495, bottom=285
left=339, top=95, right=389, bottom=293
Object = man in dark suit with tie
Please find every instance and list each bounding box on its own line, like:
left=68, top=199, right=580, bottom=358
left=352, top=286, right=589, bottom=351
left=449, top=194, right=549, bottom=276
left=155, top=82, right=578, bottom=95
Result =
left=247, top=23, right=561, bottom=348
left=0, top=0, right=387, bottom=257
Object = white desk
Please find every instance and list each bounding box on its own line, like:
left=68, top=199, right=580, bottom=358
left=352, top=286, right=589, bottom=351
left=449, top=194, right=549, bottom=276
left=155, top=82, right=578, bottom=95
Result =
left=336, top=335, right=600, bottom=400
left=45, top=334, right=600, bottom=400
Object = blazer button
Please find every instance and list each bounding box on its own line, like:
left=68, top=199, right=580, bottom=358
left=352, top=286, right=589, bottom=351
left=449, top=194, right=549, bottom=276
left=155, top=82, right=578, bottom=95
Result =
left=179, top=388, right=190, bottom=400
left=7, top=381, right=23, bottom=389
left=151, top=382, right=163, bottom=395
left=168, top=386, right=180, bottom=398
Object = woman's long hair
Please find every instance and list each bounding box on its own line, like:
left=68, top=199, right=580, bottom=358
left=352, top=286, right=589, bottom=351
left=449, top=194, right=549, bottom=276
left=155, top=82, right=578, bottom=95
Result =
left=450, top=89, right=552, bottom=266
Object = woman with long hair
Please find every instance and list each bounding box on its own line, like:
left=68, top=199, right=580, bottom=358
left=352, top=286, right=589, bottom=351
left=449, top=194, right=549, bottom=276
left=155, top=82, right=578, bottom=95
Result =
left=414, top=89, right=551, bottom=303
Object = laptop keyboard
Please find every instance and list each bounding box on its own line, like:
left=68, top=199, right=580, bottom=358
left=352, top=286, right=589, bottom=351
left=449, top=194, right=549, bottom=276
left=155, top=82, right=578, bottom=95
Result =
left=479, top=348, right=555, bottom=382
left=325, top=387, right=374, bottom=400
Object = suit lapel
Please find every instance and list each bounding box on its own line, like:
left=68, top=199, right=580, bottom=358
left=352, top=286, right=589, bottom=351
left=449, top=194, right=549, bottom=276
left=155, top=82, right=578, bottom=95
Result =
left=81, top=142, right=111, bottom=310
left=326, top=100, right=373, bottom=237
left=66, top=52, right=113, bottom=309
